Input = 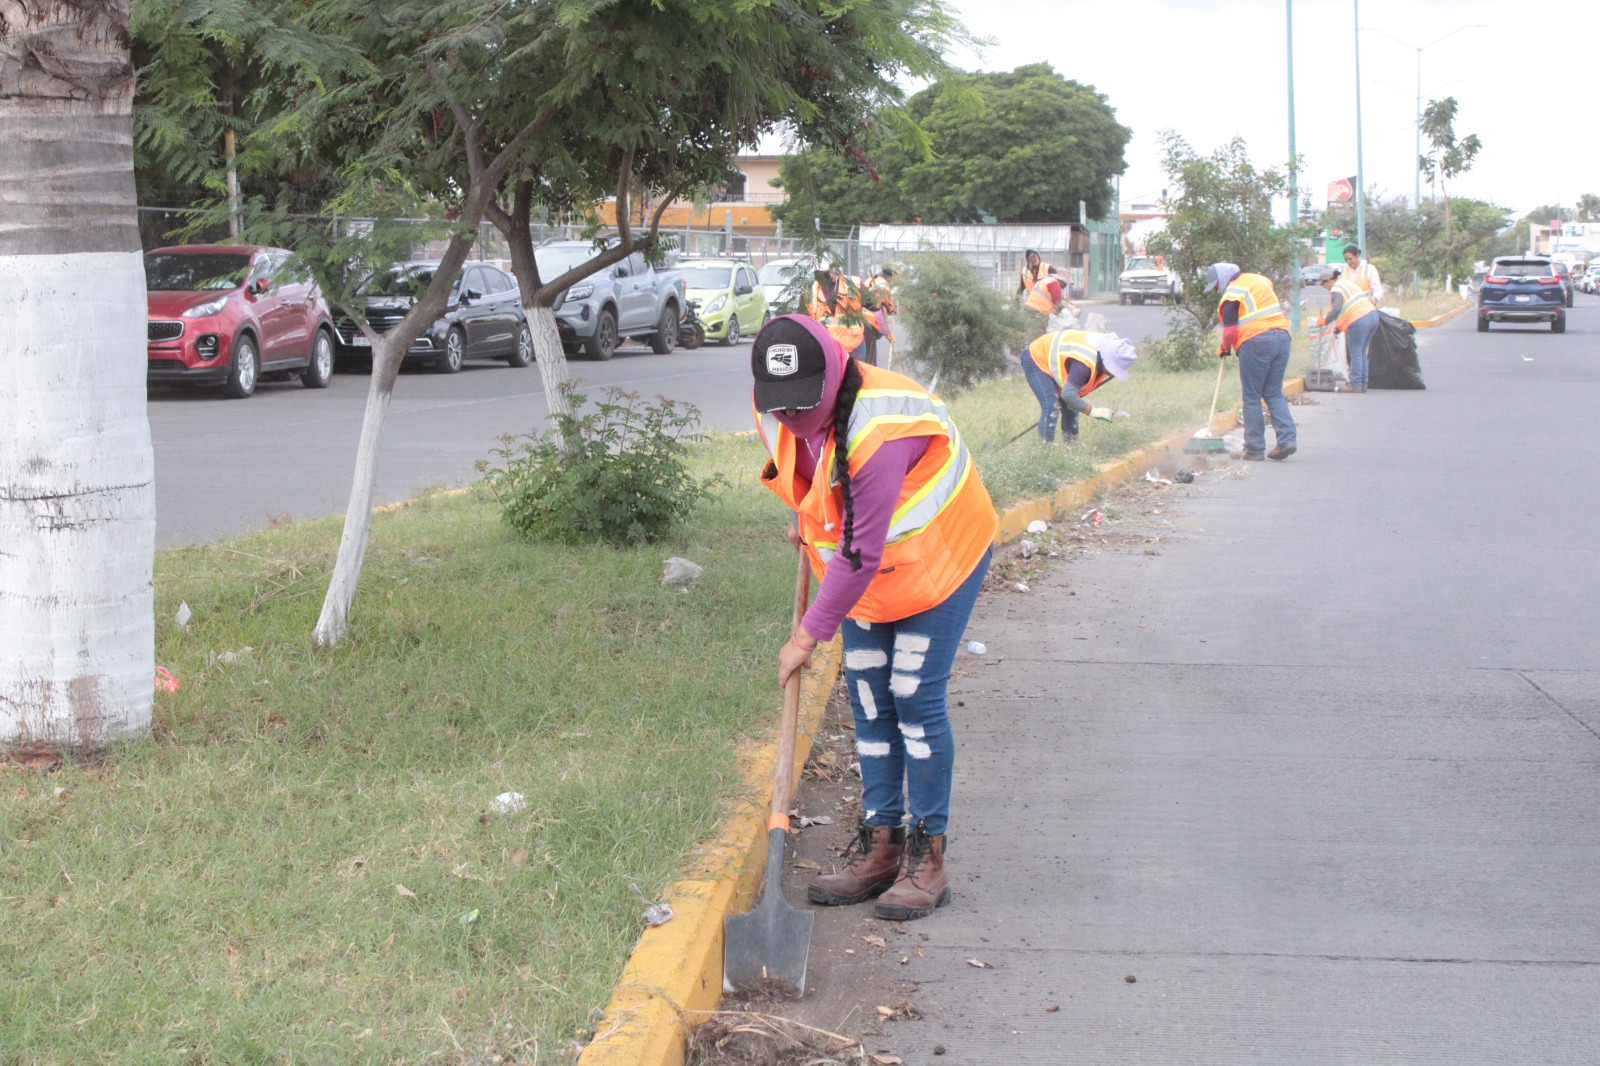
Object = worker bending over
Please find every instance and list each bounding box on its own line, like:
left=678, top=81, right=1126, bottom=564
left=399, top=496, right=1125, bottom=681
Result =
left=1023, top=328, right=1138, bottom=442
left=1319, top=267, right=1378, bottom=393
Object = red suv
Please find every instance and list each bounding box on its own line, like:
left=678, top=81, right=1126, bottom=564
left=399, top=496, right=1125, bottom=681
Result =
left=145, top=245, right=337, bottom=398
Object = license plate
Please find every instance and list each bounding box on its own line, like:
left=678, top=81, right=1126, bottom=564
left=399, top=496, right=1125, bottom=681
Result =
left=1514, top=295, right=1531, bottom=303
left=349, top=334, right=371, bottom=346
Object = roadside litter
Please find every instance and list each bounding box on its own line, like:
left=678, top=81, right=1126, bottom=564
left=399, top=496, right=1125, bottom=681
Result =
left=175, top=601, right=192, bottom=627
left=629, top=883, right=674, bottom=927
left=207, top=647, right=253, bottom=665
left=1026, top=519, right=1049, bottom=534
left=1082, top=509, right=1104, bottom=526
left=661, top=557, right=704, bottom=587
left=966, top=641, right=987, bottom=655
left=1142, top=469, right=1172, bottom=486
left=488, top=792, right=527, bottom=815
left=1174, top=469, right=1195, bottom=484
left=154, top=667, right=180, bottom=692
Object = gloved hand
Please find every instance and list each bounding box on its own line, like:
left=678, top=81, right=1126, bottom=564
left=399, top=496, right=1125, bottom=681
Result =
left=1317, top=315, right=1329, bottom=328
left=1220, top=325, right=1240, bottom=352
left=1089, top=407, right=1113, bottom=422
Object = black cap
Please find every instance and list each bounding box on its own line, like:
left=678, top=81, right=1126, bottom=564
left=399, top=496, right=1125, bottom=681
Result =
left=752, top=316, right=829, bottom=412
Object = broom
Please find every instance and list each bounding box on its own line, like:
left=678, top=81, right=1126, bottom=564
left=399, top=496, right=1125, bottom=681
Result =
left=1184, top=356, right=1229, bottom=454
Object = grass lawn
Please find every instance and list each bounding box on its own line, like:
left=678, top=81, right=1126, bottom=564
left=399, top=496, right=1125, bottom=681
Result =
left=0, top=347, right=1262, bottom=1064
left=1396, top=290, right=1469, bottom=322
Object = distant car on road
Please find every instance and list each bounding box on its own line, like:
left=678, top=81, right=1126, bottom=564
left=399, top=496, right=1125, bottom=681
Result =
left=1118, top=255, right=1181, bottom=304
left=145, top=244, right=337, bottom=399
left=335, top=261, right=532, bottom=373
left=758, top=257, right=820, bottom=315
left=1582, top=263, right=1600, bottom=294
left=1478, top=257, right=1566, bottom=332
left=539, top=241, right=684, bottom=360
left=1300, top=263, right=1338, bottom=285
left=1551, top=259, right=1577, bottom=307
left=676, top=258, right=769, bottom=345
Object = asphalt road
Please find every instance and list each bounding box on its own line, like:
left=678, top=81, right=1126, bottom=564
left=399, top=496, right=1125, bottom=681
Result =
left=147, top=301, right=1172, bottom=545
left=779, top=295, right=1600, bottom=1061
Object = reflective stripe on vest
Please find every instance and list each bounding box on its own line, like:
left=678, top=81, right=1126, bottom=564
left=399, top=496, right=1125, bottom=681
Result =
left=809, top=277, right=864, bottom=350
left=1028, top=330, right=1111, bottom=397
left=1217, top=273, right=1289, bottom=346
left=1331, top=277, right=1375, bottom=331
left=1351, top=261, right=1376, bottom=293
left=1020, top=262, right=1055, bottom=291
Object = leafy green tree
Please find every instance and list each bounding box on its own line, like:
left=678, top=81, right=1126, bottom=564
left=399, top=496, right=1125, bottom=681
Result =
left=1145, top=133, right=1310, bottom=366
left=774, top=63, right=1129, bottom=229
left=1418, top=97, right=1481, bottom=235
left=1577, top=193, right=1600, bottom=221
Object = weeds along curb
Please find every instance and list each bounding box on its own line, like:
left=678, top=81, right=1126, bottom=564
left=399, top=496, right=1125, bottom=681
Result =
left=1410, top=301, right=1471, bottom=329
left=578, top=640, right=842, bottom=1066
left=579, top=375, right=1304, bottom=1066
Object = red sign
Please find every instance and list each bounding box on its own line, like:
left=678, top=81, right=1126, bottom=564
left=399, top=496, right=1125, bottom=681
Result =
left=1327, top=177, right=1354, bottom=202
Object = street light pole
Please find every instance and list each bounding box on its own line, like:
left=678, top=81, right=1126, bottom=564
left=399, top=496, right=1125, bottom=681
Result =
left=1288, top=0, right=1300, bottom=334
left=1353, top=0, right=1366, bottom=256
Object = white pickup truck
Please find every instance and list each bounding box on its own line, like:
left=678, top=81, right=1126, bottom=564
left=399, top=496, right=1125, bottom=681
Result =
left=1118, top=255, right=1182, bottom=305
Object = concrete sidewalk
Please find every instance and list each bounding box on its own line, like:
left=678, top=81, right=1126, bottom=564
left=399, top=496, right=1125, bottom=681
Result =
left=776, top=315, right=1600, bottom=1063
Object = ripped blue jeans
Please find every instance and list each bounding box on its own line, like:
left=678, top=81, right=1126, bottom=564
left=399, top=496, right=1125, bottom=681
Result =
left=841, top=551, right=990, bottom=837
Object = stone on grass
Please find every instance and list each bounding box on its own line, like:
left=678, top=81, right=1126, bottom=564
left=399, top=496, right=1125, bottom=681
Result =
left=661, top=557, right=704, bottom=587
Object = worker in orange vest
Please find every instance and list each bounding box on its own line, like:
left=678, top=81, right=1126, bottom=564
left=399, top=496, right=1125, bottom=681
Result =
left=1024, top=328, right=1138, bottom=441
left=1318, top=267, right=1378, bottom=392
left=753, top=314, right=997, bottom=922
left=1342, top=246, right=1385, bottom=302
left=1203, top=262, right=1297, bottom=461
left=859, top=267, right=897, bottom=367
left=807, top=265, right=866, bottom=357
left=1017, top=249, right=1057, bottom=299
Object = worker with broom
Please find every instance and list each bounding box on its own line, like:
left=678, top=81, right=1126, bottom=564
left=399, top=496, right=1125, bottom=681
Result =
left=1318, top=266, right=1378, bottom=393
left=1023, top=328, right=1139, bottom=442
left=753, top=314, right=998, bottom=922
left=1203, top=262, right=1297, bottom=461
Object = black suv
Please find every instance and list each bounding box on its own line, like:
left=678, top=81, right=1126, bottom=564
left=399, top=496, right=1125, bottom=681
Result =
left=1478, top=257, right=1567, bottom=333
left=335, top=261, right=534, bottom=372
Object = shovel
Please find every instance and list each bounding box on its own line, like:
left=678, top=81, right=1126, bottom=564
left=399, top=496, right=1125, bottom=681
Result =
left=723, top=551, right=816, bottom=998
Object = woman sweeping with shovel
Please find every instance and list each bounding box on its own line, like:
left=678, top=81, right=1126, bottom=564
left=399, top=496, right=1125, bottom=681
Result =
left=752, top=314, right=998, bottom=922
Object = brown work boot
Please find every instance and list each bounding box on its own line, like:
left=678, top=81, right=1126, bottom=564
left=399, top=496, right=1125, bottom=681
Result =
left=808, top=822, right=904, bottom=905
left=873, top=820, right=950, bottom=921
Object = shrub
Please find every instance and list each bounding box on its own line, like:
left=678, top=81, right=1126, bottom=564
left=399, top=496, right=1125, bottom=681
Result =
left=1144, top=315, right=1215, bottom=372
left=478, top=387, right=712, bottom=545
left=896, top=250, right=1029, bottom=394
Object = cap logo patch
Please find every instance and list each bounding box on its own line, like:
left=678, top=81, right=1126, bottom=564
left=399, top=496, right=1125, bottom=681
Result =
left=765, top=343, right=799, bottom=377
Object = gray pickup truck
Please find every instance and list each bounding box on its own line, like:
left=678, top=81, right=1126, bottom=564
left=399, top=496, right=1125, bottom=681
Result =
left=537, top=240, right=686, bottom=360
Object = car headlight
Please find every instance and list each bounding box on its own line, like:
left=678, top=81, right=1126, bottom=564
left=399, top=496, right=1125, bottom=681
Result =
left=565, top=284, right=594, bottom=301
left=182, top=295, right=230, bottom=318
left=705, top=294, right=727, bottom=314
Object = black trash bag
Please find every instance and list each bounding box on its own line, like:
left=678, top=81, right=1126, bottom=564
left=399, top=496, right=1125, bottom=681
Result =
left=1367, top=311, right=1426, bottom=390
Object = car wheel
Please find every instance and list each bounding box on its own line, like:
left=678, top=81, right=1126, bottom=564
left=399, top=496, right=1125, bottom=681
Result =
left=722, top=315, right=740, bottom=347
left=584, top=309, right=617, bottom=360
left=437, top=327, right=465, bottom=373
left=1477, top=314, right=1489, bottom=333
left=506, top=322, right=534, bottom=367
left=301, top=329, right=335, bottom=388
left=223, top=334, right=259, bottom=399
left=1567, top=292, right=1574, bottom=308
left=1118, top=294, right=1128, bottom=305
left=649, top=305, right=677, bottom=354
left=1552, top=315, right=1566, bottom=334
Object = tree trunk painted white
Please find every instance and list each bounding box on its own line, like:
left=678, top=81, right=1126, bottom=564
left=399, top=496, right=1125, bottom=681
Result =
left=0, top=0, right=156, bottom=753
left=528, top=305, right=572, bottom=425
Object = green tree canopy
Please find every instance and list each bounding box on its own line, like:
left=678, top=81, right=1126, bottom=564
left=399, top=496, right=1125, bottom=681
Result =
left=774, top=63, right=1129, bottom=230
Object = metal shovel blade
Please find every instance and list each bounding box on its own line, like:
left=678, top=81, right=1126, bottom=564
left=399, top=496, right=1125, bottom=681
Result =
left=722, top=827, right=814, bottom=997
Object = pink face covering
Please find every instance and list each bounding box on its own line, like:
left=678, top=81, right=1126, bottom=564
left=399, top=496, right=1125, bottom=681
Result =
left=770, top=315, right=848, bottom=440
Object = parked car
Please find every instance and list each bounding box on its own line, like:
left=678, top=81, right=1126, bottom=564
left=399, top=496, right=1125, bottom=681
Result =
left=537, top=241, right=684, bottom=360
left=1477, top=257, right=1566, bottom=332
left=1550, top=259, right=1577, bottom=307
left=1118, top=255, right=1182, bottom=304
left=676, top=258, right=769, bottom=345
left=1583, top=264, right=1600, bottom=294
left=1300, top=263, right=1338, bottom=285
left=145, top=244, right=336, bottom=398
left=758, top=257, right=820, bottom=315
left=335, top=261, right=532, bottom=373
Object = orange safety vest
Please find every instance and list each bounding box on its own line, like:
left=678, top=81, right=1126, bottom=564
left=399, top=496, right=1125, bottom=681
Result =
left=1349, top=260, right=1378, bottom=294
left=1328, top=276, right=1375, bottom=332
left=756, top=364, right=998, bottom=623
left=1216, top=273, right=1290, bottom=347
left=1019, top=261, right=1056, bottom=292
left=1028, top=330, right=1112, bottom=398
left=867, top=275, right=896, bottom=315
left=808, top=276, right=865, bottom=352
left=1025, top=278, right=1061, bottom=315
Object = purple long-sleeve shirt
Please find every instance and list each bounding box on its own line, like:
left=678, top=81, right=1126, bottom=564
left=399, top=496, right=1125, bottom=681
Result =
left=791, top=433, right=930, bottom=641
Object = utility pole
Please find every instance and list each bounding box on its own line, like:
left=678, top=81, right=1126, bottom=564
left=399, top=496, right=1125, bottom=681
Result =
left=1353, top=0, right=1367, bottom=256
left=1287, top=0, right=1301, bottom=334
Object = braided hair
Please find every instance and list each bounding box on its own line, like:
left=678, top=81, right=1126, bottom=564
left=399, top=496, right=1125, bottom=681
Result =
left=830, top=357, right=865, bottom=571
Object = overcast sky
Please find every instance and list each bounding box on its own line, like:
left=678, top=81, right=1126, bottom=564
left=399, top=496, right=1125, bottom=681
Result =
left=931, top=0, right=1585, bottom=221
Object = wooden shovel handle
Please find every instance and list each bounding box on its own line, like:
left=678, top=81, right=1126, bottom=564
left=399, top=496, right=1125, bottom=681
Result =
left=769, top=551, right=813, bottom=824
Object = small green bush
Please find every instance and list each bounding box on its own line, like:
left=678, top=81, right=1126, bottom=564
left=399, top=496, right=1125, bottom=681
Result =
left=897, top=250, right=1030, bottom=394
left=1145, top=315, right=1215, bottom=372
left=478, top=387, right=713, bottom=545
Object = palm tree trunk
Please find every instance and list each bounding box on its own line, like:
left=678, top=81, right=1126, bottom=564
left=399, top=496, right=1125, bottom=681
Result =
left=0, top=0, right=156, bottom=753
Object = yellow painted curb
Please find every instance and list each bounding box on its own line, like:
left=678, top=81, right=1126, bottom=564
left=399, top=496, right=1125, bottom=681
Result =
left=1409, top=301, right=1472, bottom=329
left=579, top=376, right=1305, bottom=1066
left=578, top=639, right=842, bottom=1066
